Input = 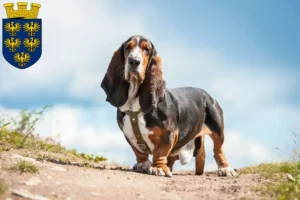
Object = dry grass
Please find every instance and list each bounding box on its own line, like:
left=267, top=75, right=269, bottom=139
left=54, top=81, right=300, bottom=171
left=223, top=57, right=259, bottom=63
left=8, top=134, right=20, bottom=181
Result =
left=0, top=180, right=8, bottom=195
left=240, top=162, right=297, bottom=179
left=0, top=107, right=107, bottom=164
left=10, top=160, right=39, bottom=174
left=240, top=144, right=300, bottom=199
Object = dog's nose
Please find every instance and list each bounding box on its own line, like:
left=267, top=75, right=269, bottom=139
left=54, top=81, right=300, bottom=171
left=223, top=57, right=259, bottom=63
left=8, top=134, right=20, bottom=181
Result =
left=128, top=57, right=141, bottom=69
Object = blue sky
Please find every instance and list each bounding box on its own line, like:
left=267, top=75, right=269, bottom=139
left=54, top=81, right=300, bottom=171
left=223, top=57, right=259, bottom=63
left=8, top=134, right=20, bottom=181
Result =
left=0, top=0, right=299, bottom=170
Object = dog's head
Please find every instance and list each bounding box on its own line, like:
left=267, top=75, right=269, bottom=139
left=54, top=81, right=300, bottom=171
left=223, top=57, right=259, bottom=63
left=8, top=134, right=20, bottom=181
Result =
left=101, top=35, right=164, bottom=111
left=123, top=35, right=157, bottom=84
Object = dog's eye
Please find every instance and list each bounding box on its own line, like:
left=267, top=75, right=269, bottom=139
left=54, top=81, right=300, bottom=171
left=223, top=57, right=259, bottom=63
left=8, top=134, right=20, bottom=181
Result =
left=125, top=45, right=131, bottom=52
left=143, top=49, right=149, bottom=55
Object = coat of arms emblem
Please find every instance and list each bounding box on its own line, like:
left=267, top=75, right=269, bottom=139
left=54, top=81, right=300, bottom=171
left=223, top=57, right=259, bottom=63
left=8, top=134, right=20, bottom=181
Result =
left=2, top=2, right=42, bottom=69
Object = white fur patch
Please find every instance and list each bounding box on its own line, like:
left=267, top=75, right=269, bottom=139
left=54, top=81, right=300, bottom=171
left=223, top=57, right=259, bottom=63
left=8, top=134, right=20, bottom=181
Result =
left=124, top=37, right=144, bottom=80
left=178, top=139, right=195, bottom=165
left=218, top=166, right=237, bottom=177
left=120, top=98, right=154, bottom=154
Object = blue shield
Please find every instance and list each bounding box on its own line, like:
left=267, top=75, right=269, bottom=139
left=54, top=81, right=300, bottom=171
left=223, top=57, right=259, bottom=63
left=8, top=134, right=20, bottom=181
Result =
left=2, top=18, right=42, bottom=69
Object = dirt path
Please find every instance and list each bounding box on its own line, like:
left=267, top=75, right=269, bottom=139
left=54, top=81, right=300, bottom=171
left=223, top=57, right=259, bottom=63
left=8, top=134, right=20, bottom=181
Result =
left=0, top=151, right=268, bottom=200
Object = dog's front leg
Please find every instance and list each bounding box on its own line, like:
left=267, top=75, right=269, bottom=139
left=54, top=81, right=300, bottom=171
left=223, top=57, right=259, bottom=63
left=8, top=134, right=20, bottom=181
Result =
left=148, top=127, right=178, bottom=177
left=124, top=137, right=152, bottom=174
left=118, top=116, right=152, bottom=174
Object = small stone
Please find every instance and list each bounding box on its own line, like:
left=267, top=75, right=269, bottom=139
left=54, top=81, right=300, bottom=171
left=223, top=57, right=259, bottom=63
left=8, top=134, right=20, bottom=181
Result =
left=287, top=173, right=295, bottom=182
left=11, top=154, right=36, bottom=163
left=91, top=192, right=101, bottom=196
left=55, top=181, right=61, bottom=185
left=47, top=176, right=52, bottom=180
left=12, top=189, right=50, bottom=200
left=139, top=195, right=144, bottom=199
left=24, top=177, right=42, bottom=186
left=51, top=166, right=66, bottom=172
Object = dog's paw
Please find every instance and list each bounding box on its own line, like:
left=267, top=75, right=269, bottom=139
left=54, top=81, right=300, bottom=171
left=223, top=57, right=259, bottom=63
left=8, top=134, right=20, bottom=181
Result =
left=148, top=165, right=172, bottom=177
left=218, top=166, right=237, bottom=177
left=132, top=160, right=152, bottom=174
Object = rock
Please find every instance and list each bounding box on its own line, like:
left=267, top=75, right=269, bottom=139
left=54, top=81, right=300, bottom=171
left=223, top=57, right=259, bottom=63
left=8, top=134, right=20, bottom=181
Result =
left=12, top=189, right=50, bottom=200
left=51, top=166, right=66, bottom=172
left=55, top=181, right=61, bottom=185
left=286, top=173, right=295, bottom=182
left=24, top=177, right=42, bottom=186
left=91, top=192, right=101, bottom=196
left=11, top=154, right=36, bottom=163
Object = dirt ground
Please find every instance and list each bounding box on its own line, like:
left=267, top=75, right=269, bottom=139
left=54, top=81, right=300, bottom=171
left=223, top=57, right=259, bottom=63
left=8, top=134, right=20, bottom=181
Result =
left=0, top=151, right=270, bottom=200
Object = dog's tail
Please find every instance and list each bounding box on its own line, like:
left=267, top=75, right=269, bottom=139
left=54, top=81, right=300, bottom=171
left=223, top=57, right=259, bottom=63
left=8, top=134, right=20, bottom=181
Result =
left=204, top=98, right=225, bottom=143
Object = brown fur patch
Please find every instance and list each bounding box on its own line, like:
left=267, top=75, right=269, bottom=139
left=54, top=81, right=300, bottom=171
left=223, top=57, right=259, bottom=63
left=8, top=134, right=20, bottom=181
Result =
left=125, top=40, right=135, bottom=53
left=209, top=132, right=228, bottom=168
left=195, top=135, right=206, bottom=175
left=140, top=41, right=151, bottom=79
left=167, top=156, right=179, bottom=172
left=148, top=127, right=178, bottom=174
left=193, top=124, right=213, bottom=140
left=139, top=55, right=165, bottom=110
left=194, top=122, right=228, bottom=173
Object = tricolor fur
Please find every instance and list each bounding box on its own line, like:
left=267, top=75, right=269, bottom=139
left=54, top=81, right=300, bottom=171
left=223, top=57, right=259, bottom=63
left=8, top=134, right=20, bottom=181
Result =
left=101, top=35, right=237, bottom=177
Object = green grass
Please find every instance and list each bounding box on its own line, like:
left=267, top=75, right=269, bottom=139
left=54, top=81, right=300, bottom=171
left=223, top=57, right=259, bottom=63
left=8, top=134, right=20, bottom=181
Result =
left=239, top=131, right=300, bottom=200
left=0, top=180, right=8, bottom=195
left=240, top=161, right=300, bottom=199
left=0, top=107, right=107, bottom=164
left=240, top=162, right=298, bottom=178
left=10, top=160, right=39, bottom=174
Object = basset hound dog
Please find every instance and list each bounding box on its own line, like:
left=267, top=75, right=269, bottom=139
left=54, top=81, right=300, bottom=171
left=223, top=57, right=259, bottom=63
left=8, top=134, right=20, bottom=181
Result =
left=101, top=35, right=237, bottom=177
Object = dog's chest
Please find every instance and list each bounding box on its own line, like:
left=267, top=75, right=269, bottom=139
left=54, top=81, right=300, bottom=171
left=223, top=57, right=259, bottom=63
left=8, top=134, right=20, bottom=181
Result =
left=120, top=98, right=155, bottom=153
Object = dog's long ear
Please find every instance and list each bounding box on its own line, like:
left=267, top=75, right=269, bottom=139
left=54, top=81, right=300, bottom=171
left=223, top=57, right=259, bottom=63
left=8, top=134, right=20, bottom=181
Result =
left=101, top=43, right=130, bottom=107
left=139, top=45, right=165, bottom=113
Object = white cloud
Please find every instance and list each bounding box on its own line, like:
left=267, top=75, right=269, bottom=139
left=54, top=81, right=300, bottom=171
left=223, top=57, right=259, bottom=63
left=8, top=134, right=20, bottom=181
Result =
left=34, top=105, right=128, bottom=150
left=223, top=129, right=274, bottom=164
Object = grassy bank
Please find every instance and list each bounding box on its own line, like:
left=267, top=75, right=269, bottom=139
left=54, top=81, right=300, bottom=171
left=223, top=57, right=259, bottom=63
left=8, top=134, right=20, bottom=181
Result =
left=240, top=142, right=300, bottom=199
left=0, top=107, right=107, bottom=164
